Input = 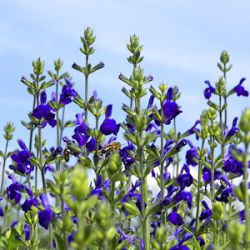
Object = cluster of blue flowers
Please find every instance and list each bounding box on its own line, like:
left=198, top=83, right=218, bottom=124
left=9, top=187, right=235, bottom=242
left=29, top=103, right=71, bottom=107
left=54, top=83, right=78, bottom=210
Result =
left=0, top=28, right=250, bottom=250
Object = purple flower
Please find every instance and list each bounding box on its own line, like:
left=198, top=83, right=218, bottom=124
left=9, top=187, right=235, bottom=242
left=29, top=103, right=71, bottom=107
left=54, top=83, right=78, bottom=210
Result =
left=10, top=139, right=34, bottom=175
left=90, top=175, right=111, bottom=199
left=21, top=186, right=39, bottom=212
left=86, top=137, right=96, bottom=152
left=0, top=197, right=3, bottom=217
left=202, top=167, right=221, bottom=182
left=72, top=114, right=89, bottom=146
left=24, top=224, right=31, bottom=240
left=163, top=101, right=182, bottom=124
left=199, top=200, right=212, bottom=221
left=177, top=173, right=193, bottom=190
left=60, top=78, right=77, bottom=105
left=185, top=147, right=198, bottom=166
left=100, top=105, right=120, bottom=136
left=204, top=80, right=215, bottom=99
left=173, top=190, right=192, bottom=209
left=167, top=211, right=184, bottom=226
left=223, top=145, right=243, bottom=175
left=234, top=78, right=249, bottom=97
left=147, top=95, right=155, bottom=108
left=119, top=143, right=135, bottom=169
left=7, top=175, right=22, bottom=203
left=32, top=92, right=56, bottom=128
left=116, top=224, right=135, bottom=244
left=225, top=117, right=239, bottom=138
left=38, top=194, right=53, bottom=229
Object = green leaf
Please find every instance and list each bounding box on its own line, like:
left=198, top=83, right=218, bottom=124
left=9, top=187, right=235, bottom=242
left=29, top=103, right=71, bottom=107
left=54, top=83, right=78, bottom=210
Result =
left=54, top=232, right=66, bottom=250
left=124, top=202, right=140, bottom=216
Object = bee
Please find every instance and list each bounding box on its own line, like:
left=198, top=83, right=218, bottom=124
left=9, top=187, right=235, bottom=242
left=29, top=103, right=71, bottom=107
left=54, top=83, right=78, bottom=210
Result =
left=99, top=142, right=121, bottom=156
left=63, top=147, right=71, bottom=162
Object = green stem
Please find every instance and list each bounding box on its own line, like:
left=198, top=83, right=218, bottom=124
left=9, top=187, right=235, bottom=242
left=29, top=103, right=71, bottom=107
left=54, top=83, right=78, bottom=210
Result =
left=195, top=139, right=205, bottom=235
left=56, top=78, right=60, bottom=171
left=0, top=139, right=9, bottom=193
left=173, top=118, right=179, bottom=177
left=60, top=195, right=68, bottom=249
left=84, top=55, right=89, bottom=124
left=243, top=142, right=250, bottom=248
left=38, top=127, right=46, bottom=193
left=59, top=106, right=66, bottom=144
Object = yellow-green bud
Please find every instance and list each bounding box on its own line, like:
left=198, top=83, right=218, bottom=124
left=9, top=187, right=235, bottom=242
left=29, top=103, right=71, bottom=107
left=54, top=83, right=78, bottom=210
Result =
left=220, top=51, right=230, bottom=64
left=71, top=167, right=89, bottom=200
left=227, top=221, right=245, bottom=245
left=239, top=108, right=250, bottom=134
left=212, top=202, right=224, bottom=221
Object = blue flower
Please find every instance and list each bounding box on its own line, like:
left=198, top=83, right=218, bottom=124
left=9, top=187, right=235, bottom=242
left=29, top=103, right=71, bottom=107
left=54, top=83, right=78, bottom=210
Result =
left=223, top=145, right=243, bottom=175
left=234, top=78, right=249, bottom=97
left=21, top=186, right=39, bottom=212
left=72, top=113, right=89, bottom=146
left=32, top=91, right=56, bottom=128
left=204, top=80, right=215, bottom=99
left=185, top=147, right=198, bottom=166
left=24, top=224, right=31, bottom=240
left=199, top=200, right=212, bottom=221
left=59, top=78, right=77, bottom=105
left=116, top=223, right=135, bottom=244
left=225, top=117, right=239, bottom=138
left=173, top=190, right=192, bottom=209
left=177, top=165, right=193, bottom=189
left=10, top=139, right=34, bottom=175
left=7, top=175, right=22, bottom=203
left=119, top=143, right=135, bottom=169
left=167, top=211, right=184, bottom=226
left=38, top=194, right=53, bottom=229
left=100, top=105, right=120, bottom=136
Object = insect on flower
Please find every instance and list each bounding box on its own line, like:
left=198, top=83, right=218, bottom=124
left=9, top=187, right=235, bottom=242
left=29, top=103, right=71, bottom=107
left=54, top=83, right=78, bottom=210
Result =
left=99, top=142, right=121, bottom=156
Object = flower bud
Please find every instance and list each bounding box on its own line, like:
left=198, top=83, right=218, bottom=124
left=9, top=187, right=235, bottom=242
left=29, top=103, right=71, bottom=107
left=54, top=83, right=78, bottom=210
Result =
left=212, top=202, right=224, bottom=221
left=239, top=108, right=250, bottom=134
left=71, top=166, right=89, bottom=200
left=215, top=77, right=226, bottom=96
left=227, top=221, right=245, bottom=246
left=220, top=50, right=230, bottom=64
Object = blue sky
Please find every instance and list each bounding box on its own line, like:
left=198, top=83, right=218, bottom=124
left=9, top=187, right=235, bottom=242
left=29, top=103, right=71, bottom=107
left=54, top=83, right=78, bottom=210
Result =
left=1, top=0, right=250, bottom=149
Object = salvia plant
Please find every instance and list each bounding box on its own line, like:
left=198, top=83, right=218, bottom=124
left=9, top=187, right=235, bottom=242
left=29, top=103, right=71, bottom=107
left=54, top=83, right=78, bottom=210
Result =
left=0, top=27, right=250, bottom=250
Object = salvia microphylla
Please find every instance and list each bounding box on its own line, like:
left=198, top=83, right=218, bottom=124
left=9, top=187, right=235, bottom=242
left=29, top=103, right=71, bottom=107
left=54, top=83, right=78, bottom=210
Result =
left=0, top=27, right=250, bottom=250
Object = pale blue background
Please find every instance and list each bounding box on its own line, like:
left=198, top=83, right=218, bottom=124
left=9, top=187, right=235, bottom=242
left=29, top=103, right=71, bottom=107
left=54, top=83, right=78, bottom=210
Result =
left=0, top=0, right=250, bottom=150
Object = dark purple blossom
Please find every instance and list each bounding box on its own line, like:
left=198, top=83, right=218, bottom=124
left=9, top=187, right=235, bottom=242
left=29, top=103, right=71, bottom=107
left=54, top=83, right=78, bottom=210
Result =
left=32, top=92, right=56, bottom=128
left=59, top=78, right=77, bottom=105
left=21, top=186, right=39, bottom=212
left=7, top=174, right=22, bottom=203
left=86, top=137, right=96, bottom=152
left=119, top=143, right=135, bottom=169
left=223, top=145, right=243, bottom=175
left=116, top=223, right=135, bottom=244
left=0, top=197, right=3, bottom=217
left=225, top=117, right=239, bottom=138
left=100, top=105, right=120, bottom=136
left=168, top=211, right=184, bottom=226
left=177, top=165, right=193, bottom=189
left=173, top=190, right=192, bottom=209
left=202, top=167, right=221, bottom=182
left=90, top=175, right=111, bottom=199
left=204, top=80, right=215, bottom=99
left=72, top=113, right=89, bottom=146
left=234, top=78, right=249, bottom=97
left=10, top=139, right=34, bottom=175
left=38, top=194, right=53, bottom=229
left=200, top=200, right=212, bottom=221
left=24, top=224, right=31, bottom=240
left=186, top=147, right=198, bottom=166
